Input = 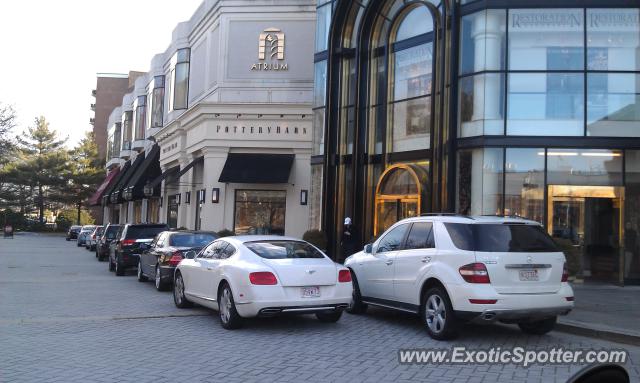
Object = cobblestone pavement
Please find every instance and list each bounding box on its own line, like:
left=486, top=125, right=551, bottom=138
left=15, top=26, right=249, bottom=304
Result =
left=1, top=233, right=639, bottom=383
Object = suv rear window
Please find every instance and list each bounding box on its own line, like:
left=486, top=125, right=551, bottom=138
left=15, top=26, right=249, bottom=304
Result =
left=125, top=225, right=168, bottom=239
left=245, top=241, right=325, bottom=259
left=444, top=223, right=558, bottom=252
left=105, top=226, right=120, bottom=239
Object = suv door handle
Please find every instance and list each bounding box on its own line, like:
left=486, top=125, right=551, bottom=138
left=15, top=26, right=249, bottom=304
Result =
left=385, top=260, right=393, bottom=265
left=422, top=256, right=431, bottom=263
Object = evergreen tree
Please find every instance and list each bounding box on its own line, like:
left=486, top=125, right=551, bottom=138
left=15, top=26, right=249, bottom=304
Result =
left=8, top=117, right=69, bottom=223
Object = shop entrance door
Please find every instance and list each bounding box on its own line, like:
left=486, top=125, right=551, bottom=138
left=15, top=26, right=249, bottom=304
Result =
left=374, top=164, right=423, bottom=236
left=547, top=185, right=623, bottom=284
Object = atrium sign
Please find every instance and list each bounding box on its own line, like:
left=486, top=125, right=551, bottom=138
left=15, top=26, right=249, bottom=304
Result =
left=251, top=27, right=289, bottom=71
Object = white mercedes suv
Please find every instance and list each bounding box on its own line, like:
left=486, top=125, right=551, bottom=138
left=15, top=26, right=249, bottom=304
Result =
left=344, top=214, right=574, bottom=340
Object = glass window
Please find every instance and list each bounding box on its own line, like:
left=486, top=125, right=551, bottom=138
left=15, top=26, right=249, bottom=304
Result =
left=624, top=150, right=640, bottom=279
left=377, top=223, right=409, bottom=253
left=134, top=96, right=146, bottom=140
left=458, top=73, right=505, bottom=137
left=587, top=9, right=640, bottom=71
left=507, top=73, right=584, bottom=136
left=148, top=76, right=164, bottom=129
left=505, top=148, right=545, bottom=223
left=404, top=222, right=434, bottom=250
left=444, top=223, right=558, bottom=252
left=246, top=240, right=325, bottom=259
left=315, top=3, right=332, bottom=52
left=313, top=60, right=327, bottom=107
left=508, top=9, right=584, bottom=71
left=587, top=73, right=640, bottom=137
left=172, top=63, right=189, bottom=110
left=313, top=108, right=325, bottom=155
left=121, top=111, right=133, bottom=150
left=234, top=190, right=286, bottom=235
left=391, top=97, right=431, bottom=152
left=378, top=167, right=418, bottom=195
left=221, top=243, right=236, bottom=259
left=395, top=6, right=432, bottom=42
left=547, top=149, right=623, bottom=186
left=457, top=148, right=503, bottom=216
left=393, top=43, right=433, bottom=101
left=460, top=10, right=506, bottom=75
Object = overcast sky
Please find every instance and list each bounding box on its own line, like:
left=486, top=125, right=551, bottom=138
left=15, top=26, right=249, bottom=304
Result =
left=0, top=0, right=202, bottom=147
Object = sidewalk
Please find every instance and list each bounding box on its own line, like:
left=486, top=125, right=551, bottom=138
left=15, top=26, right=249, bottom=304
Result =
left=557, top=283, right=640, bottom=345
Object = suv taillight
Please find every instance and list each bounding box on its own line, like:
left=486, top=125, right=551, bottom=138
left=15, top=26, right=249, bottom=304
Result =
left=121, top=239, right=136, bottom=247
left=249, top=272, right=277, bottom=285
left=459, top=263, right=491, bottom=284
left=338, top=269, right=352, bottom=283
left=561, top=262, right=569, bottom=282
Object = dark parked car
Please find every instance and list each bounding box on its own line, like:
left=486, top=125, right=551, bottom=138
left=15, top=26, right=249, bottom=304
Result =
left=109, top=224, right=168, bottom=276
left=96, top=224, right=121, bottom=261
left=86, top=226, right=104, bottom=251
left=138, top=231, right=218, bottom=290
left=66, top=225, right=81, bottom=241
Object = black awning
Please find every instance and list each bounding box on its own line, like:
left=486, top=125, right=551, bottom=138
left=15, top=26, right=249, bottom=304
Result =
left=123, top=145, right=162, bottom=201
left=176, top=156, right=204, bottom=180
left=110, top=154, right=145, bottom=204
left=147, top=165, right=180, bottom=191
left=103, top=160, right=131, bottom=206
left=218, top=153, right=294, bottom=184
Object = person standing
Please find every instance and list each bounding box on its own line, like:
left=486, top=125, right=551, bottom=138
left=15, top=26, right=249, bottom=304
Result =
left=341, top=217, right=359, bottom=263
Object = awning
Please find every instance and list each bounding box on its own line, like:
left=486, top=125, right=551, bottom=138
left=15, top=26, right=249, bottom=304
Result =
left=88, top=167, right=121, bottom=206
left=123, top=145, right=162, bottom=201
left=176, top=156, right=204, bottom=180
left=110, top=154, right=145, bottom=204
left=146, top=165, right=180, bottom=191
left=102, top=160, right=131, bottom=206
left=218, top=153, right=294, bottom=184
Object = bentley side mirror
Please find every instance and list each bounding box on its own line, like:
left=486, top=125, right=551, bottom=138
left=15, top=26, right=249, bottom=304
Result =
left=185, top=250, right=197, bottom=259
left=364, top=244, right=373, bottom=254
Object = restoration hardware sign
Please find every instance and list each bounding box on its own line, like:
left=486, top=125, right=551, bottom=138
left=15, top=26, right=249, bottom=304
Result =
left=251, top=27, right=289, bottom=71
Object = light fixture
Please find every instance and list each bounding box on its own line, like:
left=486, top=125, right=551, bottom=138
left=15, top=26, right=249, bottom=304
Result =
left=545, top=152, right=579, bottom=156
left=176, top=193, right=181, bottom=205
left=198, top=189, right=206, bottom=203
left=211, top=188, right=220, bottom=203
left=581, top=152, right=621, bottom=157
left=300, top=190, right=308, bottom=205
left=185, top=191, right=191, bottom=204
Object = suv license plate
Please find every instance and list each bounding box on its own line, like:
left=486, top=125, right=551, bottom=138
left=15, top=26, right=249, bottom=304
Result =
left=301, top=286, right=320, bottom=298
left=519, top=269, right=539, bottom=281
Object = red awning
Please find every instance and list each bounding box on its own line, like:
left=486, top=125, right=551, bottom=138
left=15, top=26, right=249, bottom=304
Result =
left=88, top=168, right=121, bottom=206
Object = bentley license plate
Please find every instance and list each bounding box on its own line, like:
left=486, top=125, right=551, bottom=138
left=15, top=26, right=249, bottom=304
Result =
left=519, top=269, right=539, bottom=281
left=301, top=286, right=320, bottom=298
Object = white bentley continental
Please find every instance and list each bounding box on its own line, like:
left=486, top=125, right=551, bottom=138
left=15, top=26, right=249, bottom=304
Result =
left=173, top=236, right=353, bottom=329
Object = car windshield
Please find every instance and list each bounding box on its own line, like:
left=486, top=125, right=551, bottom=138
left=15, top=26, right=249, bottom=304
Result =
left=126, top=226, right=167, bottom=239
left=245, top=240, right=325, bottom=259
left=444, top=223, right=559, bottom=253
left=169, top=233, right=216, bottom=247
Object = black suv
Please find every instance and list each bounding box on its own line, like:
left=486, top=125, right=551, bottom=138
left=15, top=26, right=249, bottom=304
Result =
left=96, top=224, right=121, bottom=261
left=66, top=226, right=81, bottom=241
left=109, top=224, right=168, bottom=276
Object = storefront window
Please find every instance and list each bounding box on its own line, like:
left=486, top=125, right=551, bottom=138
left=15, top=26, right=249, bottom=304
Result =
left=313, top=61, right=327, bottom=108
left=234, top=190, right=286, bottom=235
left=457, top=148, right=503, bottom=216
left=459, top=73, right=505, bottom=137
left=389, top=6, right=434, bottom=152
left=507, top=73, right=584, bottom=136
left=147, top=198, right=160, bottom=223
left=315, top=1, right=332, bottom=53
left=133, top=96, right=146, bottom=141
left=587, top=9, right=640, bottom=71
left=504, top=148, right=544, bottom=223
left=624, top=150, right=640, bottom=281
left=170, top=48, right=190, bottom=111
left=309, top=165, right=323, bottom=230
left=587, top=73, right=640, bottom=137
left=508, top=9, right=584, bottom=71
left=167, top=194, right=179, bottom=229
left=313, top=108, right=325, bottom=155
left=113, top=123, right=121, bottom=157
left=547, top=149, right=623, bottom=186
left=460, top=10, right=506, bottom=75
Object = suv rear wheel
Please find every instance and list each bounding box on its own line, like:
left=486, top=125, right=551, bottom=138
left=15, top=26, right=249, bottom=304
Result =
left=422, top=287, right=458, bottom=340
left=518, top=316, right=557, bottom=335
left=346, top=272, right=367, bottom=315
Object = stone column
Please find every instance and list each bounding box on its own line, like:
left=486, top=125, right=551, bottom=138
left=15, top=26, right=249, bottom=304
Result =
left=201, top=147, right=229, bottom=232
left=141, top=199, right=148, bottom=224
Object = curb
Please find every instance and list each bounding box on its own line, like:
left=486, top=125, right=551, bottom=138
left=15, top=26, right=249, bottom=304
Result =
left=555, top=322, right=640, bottom=347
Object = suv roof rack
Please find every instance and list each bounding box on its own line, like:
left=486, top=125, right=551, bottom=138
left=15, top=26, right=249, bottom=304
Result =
left=420, top=213, right=474, bottom=219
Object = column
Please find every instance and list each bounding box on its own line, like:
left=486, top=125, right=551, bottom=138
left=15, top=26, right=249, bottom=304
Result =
left=201, top=147, right=229, bottom=232
left=177, top=156, right=192, bottom=229
left=141, top=199, right=148, bottom=224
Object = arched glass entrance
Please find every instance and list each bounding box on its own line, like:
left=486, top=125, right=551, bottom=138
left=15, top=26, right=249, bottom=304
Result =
left=374, top=164, right=423, bottom=236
